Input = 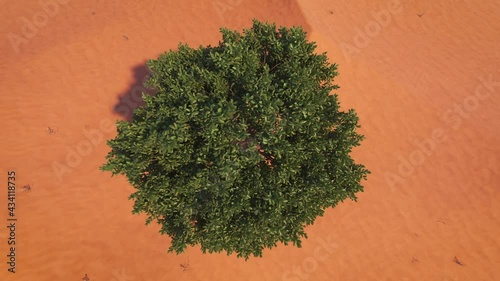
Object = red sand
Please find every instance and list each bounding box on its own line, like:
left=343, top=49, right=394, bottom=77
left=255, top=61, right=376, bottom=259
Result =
left=1, top=0, right=499, bottom=280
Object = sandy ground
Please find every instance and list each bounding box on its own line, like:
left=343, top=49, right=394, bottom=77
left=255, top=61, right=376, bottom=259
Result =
left=1, top=0, right=499, bottom=280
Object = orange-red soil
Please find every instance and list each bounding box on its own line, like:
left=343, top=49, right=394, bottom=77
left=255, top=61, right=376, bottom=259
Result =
left=1, top=0, right=499, bottom=280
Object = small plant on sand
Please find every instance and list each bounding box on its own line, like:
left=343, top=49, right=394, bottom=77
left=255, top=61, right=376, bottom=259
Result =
left=101, top=19, right=369, bottom=259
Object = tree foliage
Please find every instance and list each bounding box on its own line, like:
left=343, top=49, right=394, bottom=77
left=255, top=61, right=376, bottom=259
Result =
left=101, top=19, right=369, bottom=259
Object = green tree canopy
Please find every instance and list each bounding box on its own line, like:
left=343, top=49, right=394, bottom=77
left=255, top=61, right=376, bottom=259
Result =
left=102, top=19, right=369, bottom=259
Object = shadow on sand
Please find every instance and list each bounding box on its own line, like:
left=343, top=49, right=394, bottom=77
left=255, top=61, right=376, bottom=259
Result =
left=113, top=63, right=155, bottom=121
left=112, top=9, right=313, bottom=122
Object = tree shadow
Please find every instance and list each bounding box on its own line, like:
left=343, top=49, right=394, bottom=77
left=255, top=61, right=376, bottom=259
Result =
left=113, top=62, right=155, bottom=121
left=113, top=4, right=313, bottom=122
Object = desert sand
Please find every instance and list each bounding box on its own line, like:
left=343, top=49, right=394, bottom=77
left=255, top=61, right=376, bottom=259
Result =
left=0, top=0, right=499, bottom=280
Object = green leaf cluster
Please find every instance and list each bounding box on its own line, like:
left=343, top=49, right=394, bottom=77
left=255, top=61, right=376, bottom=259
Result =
left=102, top=19, right=369, bottom=259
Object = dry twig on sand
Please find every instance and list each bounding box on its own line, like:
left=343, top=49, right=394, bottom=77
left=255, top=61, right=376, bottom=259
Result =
left=453, top=256, right=465, bottom=266
left=21, top=184, right=31, bottom=192
left=47, top=127, right=58, bottom=134
left=180, top=259, right=190, bottom=272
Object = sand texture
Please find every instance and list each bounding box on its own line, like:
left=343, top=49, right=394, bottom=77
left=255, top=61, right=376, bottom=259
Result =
left=0, top=0, right=499, bottom=280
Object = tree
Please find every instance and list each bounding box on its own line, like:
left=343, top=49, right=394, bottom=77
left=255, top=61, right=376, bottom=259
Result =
left=101, top=19, right=369, bottom=259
